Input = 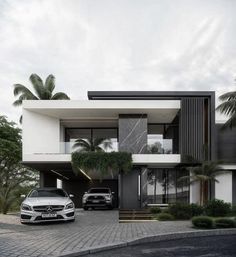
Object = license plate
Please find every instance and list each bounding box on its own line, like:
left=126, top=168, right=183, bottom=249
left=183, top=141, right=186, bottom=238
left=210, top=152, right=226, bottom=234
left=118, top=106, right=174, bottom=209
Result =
left=42, top=213, right=57, bottom=218
left=93, top=200, right=100, bottom=203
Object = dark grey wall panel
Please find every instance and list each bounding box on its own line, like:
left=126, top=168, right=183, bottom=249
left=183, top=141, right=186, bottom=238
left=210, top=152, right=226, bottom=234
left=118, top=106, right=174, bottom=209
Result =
left=180, top=98, right=205, bottom=161
left=233, top=172, right=236, bottom=205
left=40, top=171, right=57, bottom=188
left=119, top=114, right=147, bottom=154
left=62, top=179, right=118, bottom=208
left=216, top=125, right=236, bottom=163
left=120, top=168, right=140, bottom=209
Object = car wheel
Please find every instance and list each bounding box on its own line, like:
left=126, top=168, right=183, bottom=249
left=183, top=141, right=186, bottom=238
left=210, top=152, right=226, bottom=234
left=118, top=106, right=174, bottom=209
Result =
left=68, top=219, right=75, bottom=222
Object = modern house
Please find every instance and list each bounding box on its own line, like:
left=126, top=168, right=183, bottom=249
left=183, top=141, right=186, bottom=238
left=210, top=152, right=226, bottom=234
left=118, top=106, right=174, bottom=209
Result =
left=22, top=91, right=236, bottom=208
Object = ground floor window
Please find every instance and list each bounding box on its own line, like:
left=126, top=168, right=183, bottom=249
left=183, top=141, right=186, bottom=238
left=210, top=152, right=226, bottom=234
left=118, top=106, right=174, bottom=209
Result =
left=146, top=168, right=189, bottom=204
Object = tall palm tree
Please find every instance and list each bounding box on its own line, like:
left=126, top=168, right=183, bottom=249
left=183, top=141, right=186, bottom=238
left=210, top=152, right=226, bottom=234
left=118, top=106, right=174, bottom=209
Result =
left=179, top=161, right=225, bottom=206
left=73, top=138, right=112, bottom=152
left=216, top=89, right=236, bottom=129
left=13, top=74, right=70, bottom=123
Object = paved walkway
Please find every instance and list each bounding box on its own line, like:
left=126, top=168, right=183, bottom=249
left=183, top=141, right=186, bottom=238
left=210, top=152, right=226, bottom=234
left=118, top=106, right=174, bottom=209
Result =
left=0, top=210, right=194, bottom=257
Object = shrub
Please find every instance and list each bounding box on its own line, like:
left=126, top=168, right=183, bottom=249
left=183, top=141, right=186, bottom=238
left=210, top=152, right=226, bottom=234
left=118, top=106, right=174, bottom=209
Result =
left=150, top=207, right=161, bottom=214
left=231, top=205, right=236, bottom=216
left=204, top=199, right=231, bottom=217
left=192, top=216, right=214, bottom=229
left=215, top=218, right=235, bottom=228
left=156, top=213, right=174, bottom=221
left=190, top=203, right=204, bottom=217
left=168, top=203, right=192, bottom=220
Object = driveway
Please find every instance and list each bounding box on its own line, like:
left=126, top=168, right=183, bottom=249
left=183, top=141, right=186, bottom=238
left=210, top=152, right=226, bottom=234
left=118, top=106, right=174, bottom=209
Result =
left=0, top=210, right=234, bottom=257
left=84, top=235, right=236, bottom=257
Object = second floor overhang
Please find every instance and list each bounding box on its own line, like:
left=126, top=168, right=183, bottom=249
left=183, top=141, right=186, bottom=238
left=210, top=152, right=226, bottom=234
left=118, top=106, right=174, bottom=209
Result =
left=23, top=99, right=180, bottom=123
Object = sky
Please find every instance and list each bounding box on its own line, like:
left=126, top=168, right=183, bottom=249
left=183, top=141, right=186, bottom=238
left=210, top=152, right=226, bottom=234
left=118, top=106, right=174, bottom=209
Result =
left=0, top=0, right=235, bottom=124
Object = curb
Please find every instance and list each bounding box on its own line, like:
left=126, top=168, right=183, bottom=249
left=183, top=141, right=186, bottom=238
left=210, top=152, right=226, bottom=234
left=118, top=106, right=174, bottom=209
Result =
left=59, top=228, right=236, bottom=257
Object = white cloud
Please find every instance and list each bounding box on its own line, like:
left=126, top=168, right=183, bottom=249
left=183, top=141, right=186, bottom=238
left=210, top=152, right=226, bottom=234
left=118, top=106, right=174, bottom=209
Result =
left=0, top=0, right=235, bottom=124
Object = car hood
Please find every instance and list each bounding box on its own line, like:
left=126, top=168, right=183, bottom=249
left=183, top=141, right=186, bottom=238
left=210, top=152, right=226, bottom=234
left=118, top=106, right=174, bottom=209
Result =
left=23, top=197, right=71, bottom=206
left=84, top=193, right=111, bottom=197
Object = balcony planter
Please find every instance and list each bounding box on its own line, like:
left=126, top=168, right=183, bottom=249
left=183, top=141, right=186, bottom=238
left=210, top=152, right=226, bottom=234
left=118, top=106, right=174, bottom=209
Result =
left=71, top=151, right=132, bottom=180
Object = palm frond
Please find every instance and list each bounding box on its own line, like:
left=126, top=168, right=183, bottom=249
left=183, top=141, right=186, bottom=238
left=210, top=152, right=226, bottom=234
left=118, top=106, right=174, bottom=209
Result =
left=219, top=91, right=236, bottom=101
left=45, top=74, right=55, bottom=94
left=51, top=92, right=70, bottom=100
left=29, top=74, right=46, bottom=99
left=221, top=113, right=236, bottom=130
left=13, top=84, right=38, bottom=99
left=216, top=100, right=236, bottom=116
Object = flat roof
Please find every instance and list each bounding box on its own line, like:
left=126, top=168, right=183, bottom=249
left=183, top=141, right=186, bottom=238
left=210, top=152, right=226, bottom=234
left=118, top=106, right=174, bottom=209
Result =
left=88, top=91, right=215, bottom=100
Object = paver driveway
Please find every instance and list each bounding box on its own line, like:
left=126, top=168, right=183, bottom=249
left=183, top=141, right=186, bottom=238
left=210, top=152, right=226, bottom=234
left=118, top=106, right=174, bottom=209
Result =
left=0, top=209, right=193, bottom=257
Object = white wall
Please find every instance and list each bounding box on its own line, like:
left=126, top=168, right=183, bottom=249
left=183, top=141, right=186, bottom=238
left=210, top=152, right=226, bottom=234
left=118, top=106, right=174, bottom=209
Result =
left=23, top=109, right=60, bottom=157
left=215, top=172, right=232, bottom=203
left=190, top=181, right=200, bottom=204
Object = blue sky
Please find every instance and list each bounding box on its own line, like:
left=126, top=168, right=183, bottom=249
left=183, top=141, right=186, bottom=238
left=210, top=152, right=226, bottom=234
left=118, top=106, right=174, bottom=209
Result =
left=0, top=0, right=235, bottom=123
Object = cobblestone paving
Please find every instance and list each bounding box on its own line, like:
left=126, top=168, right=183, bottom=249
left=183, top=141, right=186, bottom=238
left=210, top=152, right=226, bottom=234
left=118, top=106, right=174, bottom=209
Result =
left=0, top=210, right=194, bottom=257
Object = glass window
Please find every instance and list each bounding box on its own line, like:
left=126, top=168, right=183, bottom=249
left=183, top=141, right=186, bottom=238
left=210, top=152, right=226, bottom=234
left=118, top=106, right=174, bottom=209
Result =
left=146, top=168, right=189, bottom=204
left=29, top=189, right=67, bottom=198
left=93, top=129, right=118, bottom=152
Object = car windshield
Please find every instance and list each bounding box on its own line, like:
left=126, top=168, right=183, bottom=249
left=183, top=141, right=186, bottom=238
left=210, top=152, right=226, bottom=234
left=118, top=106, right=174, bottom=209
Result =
left=28, top=189, right=67, bottom=198
left=88, top=188, right=110, bottom=194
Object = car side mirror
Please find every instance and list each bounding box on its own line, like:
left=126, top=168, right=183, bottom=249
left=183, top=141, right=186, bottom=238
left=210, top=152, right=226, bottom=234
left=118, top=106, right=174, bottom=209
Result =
left=112, top=192, right=115, bottom=194
left=20, top=194, right=26, bottom=198
left=69, top=194, right=74, bottom=198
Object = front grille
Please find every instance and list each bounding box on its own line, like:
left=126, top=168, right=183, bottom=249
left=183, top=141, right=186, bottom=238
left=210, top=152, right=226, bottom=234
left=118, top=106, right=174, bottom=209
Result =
left=33, top=205, right=64, bottom=212
left=88, top=195, right=105, bottom=201
left=35, top=215, right=64, bottom=221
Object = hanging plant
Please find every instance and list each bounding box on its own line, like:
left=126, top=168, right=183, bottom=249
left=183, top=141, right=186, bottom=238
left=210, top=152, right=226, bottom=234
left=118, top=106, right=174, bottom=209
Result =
left=71, top=151, right=132, bottom=180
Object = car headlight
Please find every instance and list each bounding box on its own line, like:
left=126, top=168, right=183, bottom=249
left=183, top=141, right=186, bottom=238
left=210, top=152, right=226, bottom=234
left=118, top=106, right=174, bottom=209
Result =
left=105, top=195, right=111, bottom=201
left=21, top=204, right=32, bottom=211
left=82, top=195, right=88, bottom=203
left=65, top=202, right=74, bottom=209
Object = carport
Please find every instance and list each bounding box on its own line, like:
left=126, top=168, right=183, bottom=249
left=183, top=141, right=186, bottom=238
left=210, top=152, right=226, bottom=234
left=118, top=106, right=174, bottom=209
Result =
left=23, top=161, right=119, bottom=208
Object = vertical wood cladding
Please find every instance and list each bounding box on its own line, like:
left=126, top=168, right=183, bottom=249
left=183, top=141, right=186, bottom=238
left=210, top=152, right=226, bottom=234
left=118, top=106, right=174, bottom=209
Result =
left=181, top=98, right=206, bottom=161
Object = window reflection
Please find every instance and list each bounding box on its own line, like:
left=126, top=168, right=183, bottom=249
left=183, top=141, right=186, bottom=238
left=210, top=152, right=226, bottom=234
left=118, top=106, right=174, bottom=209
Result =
left=147, top=168, right=189, bottom=204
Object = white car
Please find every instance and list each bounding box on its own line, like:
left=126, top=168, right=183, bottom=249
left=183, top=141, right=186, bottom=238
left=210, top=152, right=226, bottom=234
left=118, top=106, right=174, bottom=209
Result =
left=20, top=188, right=75, bottom=224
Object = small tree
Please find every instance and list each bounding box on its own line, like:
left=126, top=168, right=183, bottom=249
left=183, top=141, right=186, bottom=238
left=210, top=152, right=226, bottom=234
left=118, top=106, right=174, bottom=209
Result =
left=0, top=116, right=38, bottom=214
left=179, top=161, right=225, bottom=206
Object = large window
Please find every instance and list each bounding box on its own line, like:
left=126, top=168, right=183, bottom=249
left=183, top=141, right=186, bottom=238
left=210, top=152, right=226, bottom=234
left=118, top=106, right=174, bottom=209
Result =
left=146, top=168, right=189, bottom=204
left=147, top=123, right=179, bottom=154
left=64, top=128, right=118, bottom=153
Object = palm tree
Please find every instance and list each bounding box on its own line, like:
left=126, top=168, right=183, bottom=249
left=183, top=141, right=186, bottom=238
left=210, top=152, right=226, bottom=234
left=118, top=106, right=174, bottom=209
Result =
left=216, top=89, right=236, bottom=129
left=13, top=74, right=70, bottom=123
left=73, top=138, right=112, bottom=152
left=179, top=161, right=225, bottom=206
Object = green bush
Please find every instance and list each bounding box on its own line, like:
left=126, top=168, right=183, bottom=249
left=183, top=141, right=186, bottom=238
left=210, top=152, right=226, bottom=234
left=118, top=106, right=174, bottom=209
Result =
left=231, top=205, right=236, bottom=215
left=215, top=218, right=235, bottom=228
left=150, top=207, right=161, bottom=214
left=192, top=216, right=214, bottom=229
left=168, top=203, right=192, bottom=220
left=204, top=199, right=231, bottom=217
left=156, top=213, right=174, bottom=221
left=190, top=203, right=204, bottom=217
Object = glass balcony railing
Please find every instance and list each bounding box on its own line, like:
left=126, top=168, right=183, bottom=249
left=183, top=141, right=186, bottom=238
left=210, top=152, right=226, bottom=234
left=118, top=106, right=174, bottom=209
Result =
left=60, top=140, right=118, bottom=154
left=147, top=139, right=174, bottom=154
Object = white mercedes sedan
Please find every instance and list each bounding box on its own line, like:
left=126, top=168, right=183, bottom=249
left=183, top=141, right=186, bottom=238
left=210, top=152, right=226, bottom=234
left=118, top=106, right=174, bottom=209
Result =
left=20, top=188, right=75, bottom=224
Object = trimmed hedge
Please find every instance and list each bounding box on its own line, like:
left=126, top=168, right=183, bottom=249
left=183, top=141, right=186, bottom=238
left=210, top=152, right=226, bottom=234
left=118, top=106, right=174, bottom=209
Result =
left=150, top=207, right=161, bottom=214
left=215, top=218, right=235, bottom=228
left=192, top=216, right=214, bottom=229
left=204, top=199, right=231, bottom=217
left=156, top=213, right=174, bottom=221
left=168, top=203, right=204, bottom=220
